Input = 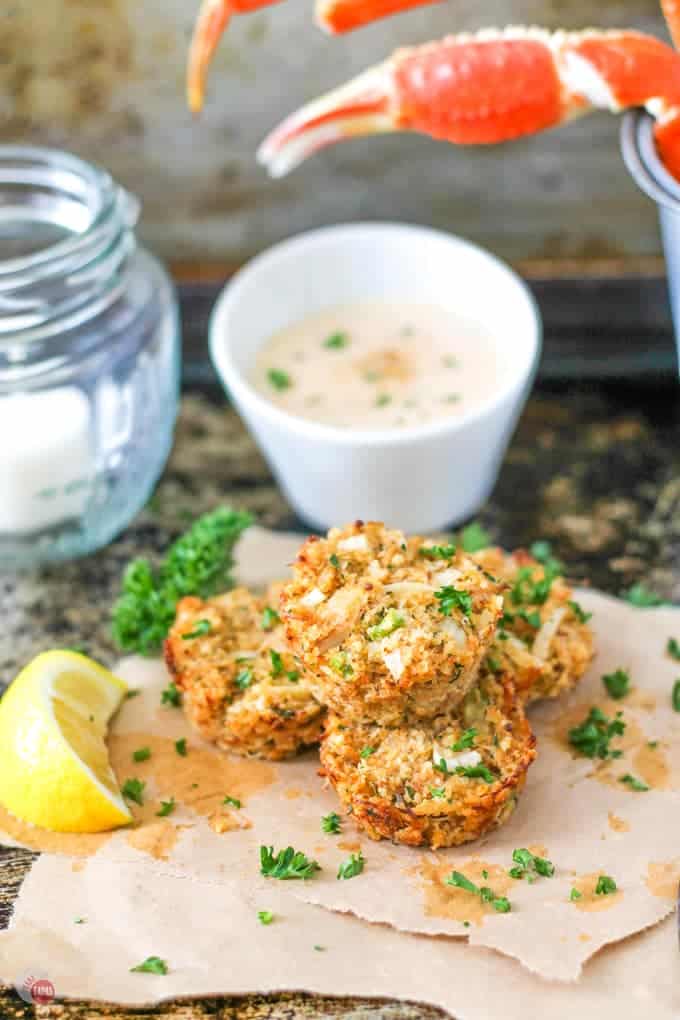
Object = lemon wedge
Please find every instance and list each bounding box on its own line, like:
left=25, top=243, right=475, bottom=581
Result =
left=0, top=650, right=133, bottom=833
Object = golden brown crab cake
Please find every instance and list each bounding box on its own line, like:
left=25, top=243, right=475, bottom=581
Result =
left=280, top=522, right=505, bottom=724
left=164, top=585, right=325, bottom=759
left=472, top=547, right=594, bottom=704
left=320, top=673, right=536, bottom=848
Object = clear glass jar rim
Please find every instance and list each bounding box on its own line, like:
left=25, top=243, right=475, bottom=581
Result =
left=0, top=145, right=137, bottom=278
left=0, top=144, right=140, bottom=349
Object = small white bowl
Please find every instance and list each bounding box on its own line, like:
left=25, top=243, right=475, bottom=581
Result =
left=209, top=223, right=541, bottom=533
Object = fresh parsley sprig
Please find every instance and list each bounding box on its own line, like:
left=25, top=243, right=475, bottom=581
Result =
left=568, top=706, right=625, bottom=760
left=446, top=870, right=510, bottom=913
left=112, top=508, right=252, bottom=655
left=130, top=956, right=168, bottom=975
left=322, top=812, right=341, bottom=834
left=260, top=845, right=321, bottom=880
left=508, top=848, right=555, bottom=882
left=337, top=851, right=364, bottom=880
left=602, top=669, right=630, bottom=700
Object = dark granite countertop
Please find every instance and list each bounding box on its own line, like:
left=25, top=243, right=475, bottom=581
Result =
left=1, top=374, right=680, bottom=1017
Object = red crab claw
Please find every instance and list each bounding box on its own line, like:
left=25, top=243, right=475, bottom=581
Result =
left=187, top=0, right=284, bottom=112
left=258, top=29, right=680, bottom=181
left=315, top=0, right=443, bottom=34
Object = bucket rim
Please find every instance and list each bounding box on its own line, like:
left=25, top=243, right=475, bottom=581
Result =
left=620, top=110, right=680, bottom=210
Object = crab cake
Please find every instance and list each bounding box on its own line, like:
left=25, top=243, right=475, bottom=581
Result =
left=164, top=584, right=325, bottom=759
left=280, top=522, right=505, bottom=724
left=473, top=547, right=594, bottom=704
left=320, top=673, right=536, bottom=848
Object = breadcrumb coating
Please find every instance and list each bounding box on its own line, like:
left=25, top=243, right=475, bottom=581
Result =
left=280, top=522, right=505, bottom=724
left=320, top=673, right=536, bottom=848
left=472, top=548, right=594, bottom=704
left=164, top=584, right=325, bottom=759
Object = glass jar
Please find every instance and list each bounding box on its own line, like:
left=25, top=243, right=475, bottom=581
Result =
left=0, top=146, right=180, bottom=568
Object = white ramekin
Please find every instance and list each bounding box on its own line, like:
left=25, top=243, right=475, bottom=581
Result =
left=209, top=222, right=542, bottom=533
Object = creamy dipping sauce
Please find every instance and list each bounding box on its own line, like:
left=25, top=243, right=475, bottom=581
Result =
left=251, top=301, right=506, bottom=430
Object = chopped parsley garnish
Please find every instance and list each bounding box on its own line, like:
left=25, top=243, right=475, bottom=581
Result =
left=366, top=608, right=405, bottom=640
left=446, top=870, right=510, bottom=913
left=451, top=728, right=477, bottom=751
left=568, top=706, right=625, bottom=760
left=455, top=764, right=495, bottom=783
left=313, top=944, right=326, bottom=951
left=430, top=787, right=447, bottom=799
left=435, top=586, right=472, bottom=618
left=161, top=681, right=182, bottom=708
left=329, top=553, right=340, bottom=568
left=157, top=799, right=175, bottom=817
left=270, top=649, right=284, bottom=677
left=673, top=680, right=680, bottom=713
left=267, top=368, right=292, bottom=391
left=224, top=795, right=242, bottom=808
left=323, top=332, right=349, bottom=350
left=459, top=522, right=491, bottom=553
left=337, top=851, right=364, bottom=880
left=258, top=910, right=274, bottom=925
left=602, top=669, right=630, bottom=700
left=375, top=393, right=392, bottom=407
left=130, top=956, right=168, bottom=975
left=648, top=740, right=659, bottom=749
left=595, top=875, right=617, bottom=896
left=261, top=606, right=281, bottom=631
left=133, top=746, right=151, bottom=763
left=503, top=608, right=541, bottom=629
left=235, top=667, right=253, bottom=690
left=667, top=638, right=680, bottom=661
left=420, top=543, right=457, bottom=560
left=181, top=619, right=212, bottom=640
left=359, top=746, right=376, bottom=759
left=485, top=655, right=502, bottom=674
left=125, top=689, right=141, bottom=700
left=322, top=812, right=342, bottom=834
left=122, top=778, right=145, bottom=806
left=569, top=887, right=582, bottom=901
left=433, top=757, right=451, bottom=776
left=260, top=845, right=321, bottom=880
left=619, top=773, right=649, bottom=792
left=329, top=652, right=353, bottom=676
left=508, top=848, right=555, bottom=882
left=74, top=917, right=86, bottom=924
left=624, top=583, right=666, bottom=607
left=569, top=600, right=592, bottom=624
left=529, top=540, right=564, bottom=575
left=175, top=738, right=188, bottom=757
left=510, top=564, right=559, bottom=607
left=112, top=507, right=251, bottom=655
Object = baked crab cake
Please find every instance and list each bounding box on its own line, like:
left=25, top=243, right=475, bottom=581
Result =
left=280, top=522, right=506, bottom=724
left=320, top=673, right=536, bottom=848
left=472, top=547, right=594, bottom=704
left=164, top=584, right=325, bottom=759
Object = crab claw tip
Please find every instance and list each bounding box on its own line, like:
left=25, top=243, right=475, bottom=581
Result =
left=257, top=66, right=394, bottom=176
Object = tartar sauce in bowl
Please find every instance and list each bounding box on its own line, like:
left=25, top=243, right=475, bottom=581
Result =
left=251, top=301, right=504, bottom=430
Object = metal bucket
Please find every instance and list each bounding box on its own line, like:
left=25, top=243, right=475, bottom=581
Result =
left=621, top=110, right=680, bottom=366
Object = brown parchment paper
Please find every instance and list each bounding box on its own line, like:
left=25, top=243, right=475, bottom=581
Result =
left=1, top=528, right=679, bottom=1005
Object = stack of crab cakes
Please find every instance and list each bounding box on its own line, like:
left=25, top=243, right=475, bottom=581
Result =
left=164, top=582, right=325, bottom=760
left=280, top=521, right=540, bottom=848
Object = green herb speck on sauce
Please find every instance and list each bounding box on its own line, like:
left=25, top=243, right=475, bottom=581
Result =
left=323, top=332, right=349, bottom=350
left=267, top=368, right=292, bottom=391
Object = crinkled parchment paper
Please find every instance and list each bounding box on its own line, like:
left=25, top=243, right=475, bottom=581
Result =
left=1, top=528, right=679, bottom=1010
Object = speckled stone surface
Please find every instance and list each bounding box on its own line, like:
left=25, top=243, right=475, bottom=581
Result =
left=1, top=382, right=679, bottom=1016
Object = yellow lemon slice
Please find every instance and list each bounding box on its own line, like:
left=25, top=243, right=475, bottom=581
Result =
left=0, top=650, right=133, bottom=833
